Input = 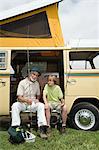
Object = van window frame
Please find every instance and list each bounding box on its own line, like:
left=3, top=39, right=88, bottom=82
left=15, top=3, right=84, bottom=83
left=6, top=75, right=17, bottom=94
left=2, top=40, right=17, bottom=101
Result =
left=0, top=51, right=8, bottom=70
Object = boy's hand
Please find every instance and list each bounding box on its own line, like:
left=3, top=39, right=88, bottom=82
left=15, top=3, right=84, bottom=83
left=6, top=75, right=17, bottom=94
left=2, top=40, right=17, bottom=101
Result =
left=60, top=102, right=65, bottom=107
left=60, top=99, right=65, bottom=107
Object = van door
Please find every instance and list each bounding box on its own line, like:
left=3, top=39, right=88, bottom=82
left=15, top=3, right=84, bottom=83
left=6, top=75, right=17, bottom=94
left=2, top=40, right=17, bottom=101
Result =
left=64, top=50, right=99, bottom=131
left=64, top=50, right=99, bottom=112
left=0, top=50, right=11, bottom=115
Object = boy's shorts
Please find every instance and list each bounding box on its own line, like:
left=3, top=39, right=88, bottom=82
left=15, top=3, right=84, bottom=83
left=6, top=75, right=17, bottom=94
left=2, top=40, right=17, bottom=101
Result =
left=48, top=102, right=61, bottom=112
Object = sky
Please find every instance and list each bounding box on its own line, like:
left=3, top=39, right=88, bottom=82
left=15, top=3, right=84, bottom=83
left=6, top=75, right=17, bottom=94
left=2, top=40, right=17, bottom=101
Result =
left=0, top=0, right=99, bottom=45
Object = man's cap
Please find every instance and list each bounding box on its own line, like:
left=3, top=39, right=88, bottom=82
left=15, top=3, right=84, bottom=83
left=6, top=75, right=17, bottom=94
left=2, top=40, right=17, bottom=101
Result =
left=30, top=67, right=41, bottom=76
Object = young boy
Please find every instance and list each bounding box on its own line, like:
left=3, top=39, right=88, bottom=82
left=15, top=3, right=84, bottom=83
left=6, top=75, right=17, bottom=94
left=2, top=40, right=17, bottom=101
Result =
left=43, top=75, right=67, bottom=133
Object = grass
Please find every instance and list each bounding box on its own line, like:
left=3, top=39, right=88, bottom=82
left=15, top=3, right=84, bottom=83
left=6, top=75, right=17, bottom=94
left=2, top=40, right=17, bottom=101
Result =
left=0, top=128, right=99, bottom=150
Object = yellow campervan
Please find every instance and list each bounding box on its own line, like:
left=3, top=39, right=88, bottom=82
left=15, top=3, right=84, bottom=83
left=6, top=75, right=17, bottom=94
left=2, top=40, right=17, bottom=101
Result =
left=0, top=46, right=99, bottom=131
left=0, top=0, right=99, bottom=131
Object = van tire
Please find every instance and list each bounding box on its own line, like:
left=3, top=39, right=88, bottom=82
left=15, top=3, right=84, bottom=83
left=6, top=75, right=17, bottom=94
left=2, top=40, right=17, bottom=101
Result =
left=69, top=102, right=99, bottom=131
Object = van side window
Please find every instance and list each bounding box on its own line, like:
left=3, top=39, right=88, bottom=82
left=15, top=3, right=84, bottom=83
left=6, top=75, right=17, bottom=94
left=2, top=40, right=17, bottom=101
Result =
left=69, top=51, right=99, bottom=70
left=0, top=51, right=7, bottom=70
left=0, top=12, right=51, bottom=38
left=70, top=60, right=91, bottom=70
left=93, top=55, right=99, bottom=69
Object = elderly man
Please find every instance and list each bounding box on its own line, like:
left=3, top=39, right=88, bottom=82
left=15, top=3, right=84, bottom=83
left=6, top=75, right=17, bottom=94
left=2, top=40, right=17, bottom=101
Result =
left=11, top=67, right=47, bottom=139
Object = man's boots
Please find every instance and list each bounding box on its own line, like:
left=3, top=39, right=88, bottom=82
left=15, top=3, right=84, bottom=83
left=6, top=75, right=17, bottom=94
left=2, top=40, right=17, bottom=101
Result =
left=39, top=126, right=48, bottom=139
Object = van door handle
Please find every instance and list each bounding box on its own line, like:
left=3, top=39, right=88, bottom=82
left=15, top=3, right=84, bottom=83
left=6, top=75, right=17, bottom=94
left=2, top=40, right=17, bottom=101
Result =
left=0, top=79, right=6, bottom=86
left=67, top=79, right=76, bottom=85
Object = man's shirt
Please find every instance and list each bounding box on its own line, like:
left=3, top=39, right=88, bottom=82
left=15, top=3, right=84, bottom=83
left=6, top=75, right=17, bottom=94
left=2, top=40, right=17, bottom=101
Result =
left=17, top=77, right=40, bottom=101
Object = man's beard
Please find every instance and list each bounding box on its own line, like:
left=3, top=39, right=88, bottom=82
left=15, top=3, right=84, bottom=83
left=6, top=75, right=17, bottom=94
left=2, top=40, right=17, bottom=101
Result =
left=30, top=76, right=36, bottom=82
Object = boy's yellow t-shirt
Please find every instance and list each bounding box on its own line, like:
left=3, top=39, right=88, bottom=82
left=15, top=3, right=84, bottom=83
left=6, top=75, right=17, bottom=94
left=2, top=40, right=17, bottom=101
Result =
left=43, top=84, right=63, bottom=103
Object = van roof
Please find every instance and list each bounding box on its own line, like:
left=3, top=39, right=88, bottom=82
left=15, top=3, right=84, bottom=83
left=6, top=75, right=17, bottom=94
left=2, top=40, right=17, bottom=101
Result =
left=68, top=39, right=99, bottom=48
left=0, top=0, right=61, bottom=21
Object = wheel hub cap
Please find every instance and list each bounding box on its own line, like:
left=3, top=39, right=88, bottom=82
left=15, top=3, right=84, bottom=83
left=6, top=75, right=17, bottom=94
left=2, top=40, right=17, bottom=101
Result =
left=75, top=109, right=95, bottom=130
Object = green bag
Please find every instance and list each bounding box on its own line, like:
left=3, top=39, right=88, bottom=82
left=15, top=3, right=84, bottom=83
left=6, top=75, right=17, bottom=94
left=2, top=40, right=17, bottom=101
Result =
left=8, top=127, right=25, bottom=144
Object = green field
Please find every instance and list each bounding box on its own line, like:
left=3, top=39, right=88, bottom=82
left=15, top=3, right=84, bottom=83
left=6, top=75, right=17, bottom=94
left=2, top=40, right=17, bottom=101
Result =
left=0, top=128, right=99, bottom=150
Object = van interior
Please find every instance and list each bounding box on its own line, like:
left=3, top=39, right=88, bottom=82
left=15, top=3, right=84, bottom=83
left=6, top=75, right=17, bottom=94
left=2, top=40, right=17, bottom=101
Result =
left=10, top=50, right=64, bottom=109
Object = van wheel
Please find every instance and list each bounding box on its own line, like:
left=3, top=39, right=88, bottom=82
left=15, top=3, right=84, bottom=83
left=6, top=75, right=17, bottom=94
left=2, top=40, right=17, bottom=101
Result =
left=69, top=102, right=99, bottom=131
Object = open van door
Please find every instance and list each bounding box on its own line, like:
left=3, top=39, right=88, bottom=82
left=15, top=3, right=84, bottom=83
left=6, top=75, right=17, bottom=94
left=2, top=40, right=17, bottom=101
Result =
left=0, top=50, right=11, bottom=115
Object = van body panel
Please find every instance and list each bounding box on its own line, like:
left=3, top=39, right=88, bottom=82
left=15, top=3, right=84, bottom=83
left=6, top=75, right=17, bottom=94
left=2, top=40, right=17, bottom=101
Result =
left=66, top=71, right=99, bottom=96
left=0, top=50, right=11, bottom=115
left=0, top=76, right=10, bottom=115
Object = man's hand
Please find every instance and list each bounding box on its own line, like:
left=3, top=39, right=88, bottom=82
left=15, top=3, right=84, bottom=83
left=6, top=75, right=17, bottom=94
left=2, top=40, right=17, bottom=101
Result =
left=34, top=99, right=39, bottom=103
left=26, top=99, right=32, bottom=105
left=18, top=96, right=33, bottom=105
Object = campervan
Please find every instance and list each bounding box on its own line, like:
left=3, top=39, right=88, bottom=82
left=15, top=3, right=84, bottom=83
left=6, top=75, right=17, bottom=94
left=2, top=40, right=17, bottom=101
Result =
left=0, top=47, right=99, bottom=131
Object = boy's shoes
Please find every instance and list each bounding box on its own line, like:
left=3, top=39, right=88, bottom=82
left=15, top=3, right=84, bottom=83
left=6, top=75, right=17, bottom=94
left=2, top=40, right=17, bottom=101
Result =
left=39, top=126, right=48, bottom=139
left=60, top=126, right=66, bottom=134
